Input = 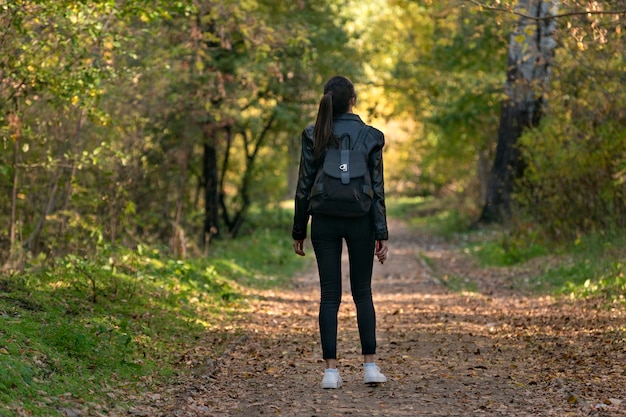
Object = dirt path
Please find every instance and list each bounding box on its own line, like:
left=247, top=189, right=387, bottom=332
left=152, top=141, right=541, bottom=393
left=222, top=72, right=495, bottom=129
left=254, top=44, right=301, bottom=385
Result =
left=133, top=219, right=626, bottom=417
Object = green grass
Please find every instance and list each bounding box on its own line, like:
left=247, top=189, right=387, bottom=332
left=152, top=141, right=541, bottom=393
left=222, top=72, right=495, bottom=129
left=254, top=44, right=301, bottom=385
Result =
left=0, top=207, right=306, bottom=416
left=386, top=196, right=473, bottom=238
left=468, top=237, right=549, bottom=267
left=466, top=228, right=626, bottom=300
left=389, top=197, right=626, bottom=301
left=0, top=253, right=230, bottom=416
left=531, top=232, right=626, bottom=300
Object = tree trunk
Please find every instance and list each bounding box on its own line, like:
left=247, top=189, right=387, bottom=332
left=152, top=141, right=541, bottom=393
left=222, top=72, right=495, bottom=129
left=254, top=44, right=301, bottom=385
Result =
left=202, top=126, right=220, bottom=247
left=219, top=113, right=275, bottom=238
left=478, top=0, right=559, bottom=223
left=3, top=111, right=21, bottom=271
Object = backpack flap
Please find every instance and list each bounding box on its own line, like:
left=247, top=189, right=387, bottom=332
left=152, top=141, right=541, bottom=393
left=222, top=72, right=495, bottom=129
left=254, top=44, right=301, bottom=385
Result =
left=321, top=149, right=368, bottom=182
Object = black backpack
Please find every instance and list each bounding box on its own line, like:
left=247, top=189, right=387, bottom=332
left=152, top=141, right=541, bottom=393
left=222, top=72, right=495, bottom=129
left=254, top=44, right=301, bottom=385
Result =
left=308, top=126, right=374, bottom=218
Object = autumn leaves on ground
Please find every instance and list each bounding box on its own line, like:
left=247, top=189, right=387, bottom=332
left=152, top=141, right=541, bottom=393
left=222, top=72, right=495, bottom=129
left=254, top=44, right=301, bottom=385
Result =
left=134, top=219, right=626, bottom=417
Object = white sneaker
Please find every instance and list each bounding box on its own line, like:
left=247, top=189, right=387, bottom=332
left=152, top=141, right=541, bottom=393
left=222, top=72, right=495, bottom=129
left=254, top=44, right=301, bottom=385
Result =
left=321, top=369, right=342, bottom=389
left=364, top=364, right=387, bottom=384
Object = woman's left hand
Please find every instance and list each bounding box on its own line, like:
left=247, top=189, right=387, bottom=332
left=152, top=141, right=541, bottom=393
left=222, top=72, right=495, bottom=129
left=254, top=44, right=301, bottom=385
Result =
left=293, top=240, right=305, bottom=256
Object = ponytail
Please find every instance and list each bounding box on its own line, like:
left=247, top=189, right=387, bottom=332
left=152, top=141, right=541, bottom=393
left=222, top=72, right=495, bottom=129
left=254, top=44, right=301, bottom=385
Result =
left=313, top=76, right=356, bottom=162
left=313, top=93, right=335, bottom=161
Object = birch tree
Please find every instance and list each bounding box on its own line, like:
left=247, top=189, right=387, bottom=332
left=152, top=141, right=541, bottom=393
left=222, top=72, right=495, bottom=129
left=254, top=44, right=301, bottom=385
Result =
left=478, top=0, right=559, bottom=223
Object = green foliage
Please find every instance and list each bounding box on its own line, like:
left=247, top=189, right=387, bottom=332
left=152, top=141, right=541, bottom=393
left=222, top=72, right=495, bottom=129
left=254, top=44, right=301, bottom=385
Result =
left=469, top=237, right=549, bottom=267
left=0, top=266, right=169, bottom=415
left=387, top=196, right=474, bottom=238
left=514, top=5, right=626, bottom=240
left=0, top=207, right=303, bottom=415
left=419, top=5, right=507, bottom=195
left=517, top=104, right=625, bottom=240
left=210, top=204, right=310, bottom=289
left=390, top=197, right=548, bottom=274
left=0, top=0, right=362, bottom=263
left=395, top=194, right=625, bottom=301
left=525, top=232, right=626, bottom=302
left=569, top=261, right=625, bottom=302
left=358, top=0, right=507, bottom=198
left=465, top=219, right=550, bottom=267
left=457, top=219, right=626, bottom=301
left=385, top=196, right=434, bottom=219
left=2, top=0, right=625, bottom=265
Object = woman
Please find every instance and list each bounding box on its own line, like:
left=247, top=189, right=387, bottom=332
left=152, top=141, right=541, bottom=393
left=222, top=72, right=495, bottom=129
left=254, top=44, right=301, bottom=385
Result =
left=292, top=76, right=389, bottom=389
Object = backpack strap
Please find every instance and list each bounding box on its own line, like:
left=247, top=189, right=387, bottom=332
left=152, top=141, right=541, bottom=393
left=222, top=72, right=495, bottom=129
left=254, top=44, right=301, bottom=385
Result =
left=339, top=125, right=371, bottom=150
left=340, top=149, right=350, bottom=184
left=339, top=132, right=351, bottom=150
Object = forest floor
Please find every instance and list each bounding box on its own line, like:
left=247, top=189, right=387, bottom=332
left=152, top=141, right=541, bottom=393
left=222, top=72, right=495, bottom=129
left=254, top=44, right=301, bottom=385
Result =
left=129, top=219, right=626, bottom=417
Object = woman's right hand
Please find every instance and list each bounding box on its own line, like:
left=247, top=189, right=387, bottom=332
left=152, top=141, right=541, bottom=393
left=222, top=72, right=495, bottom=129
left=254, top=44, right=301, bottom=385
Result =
left=375, top=240, right=388, bottom=264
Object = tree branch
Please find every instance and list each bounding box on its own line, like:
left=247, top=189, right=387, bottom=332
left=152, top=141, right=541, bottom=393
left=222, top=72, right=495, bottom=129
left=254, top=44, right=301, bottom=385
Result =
left=465, top=0, right=626, bottom=21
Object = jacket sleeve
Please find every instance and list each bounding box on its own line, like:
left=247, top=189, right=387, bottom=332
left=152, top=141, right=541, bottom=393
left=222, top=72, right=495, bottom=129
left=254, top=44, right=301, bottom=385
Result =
left=292, top=127, right=316, bottom=240
left=369, top=128, right=389, bottom=241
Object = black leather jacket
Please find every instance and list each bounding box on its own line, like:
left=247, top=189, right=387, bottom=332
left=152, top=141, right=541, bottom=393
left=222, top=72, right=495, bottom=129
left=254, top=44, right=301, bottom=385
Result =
left=292, top=113, right=388, bottom=241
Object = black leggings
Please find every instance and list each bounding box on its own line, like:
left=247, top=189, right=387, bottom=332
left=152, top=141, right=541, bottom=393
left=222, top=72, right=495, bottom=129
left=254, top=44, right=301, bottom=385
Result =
left=311, top=214, right=377, bottom=360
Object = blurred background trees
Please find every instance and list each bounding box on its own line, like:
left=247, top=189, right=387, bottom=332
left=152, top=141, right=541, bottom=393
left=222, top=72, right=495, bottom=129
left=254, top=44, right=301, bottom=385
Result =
left=1, top=0, right=624, bottom=269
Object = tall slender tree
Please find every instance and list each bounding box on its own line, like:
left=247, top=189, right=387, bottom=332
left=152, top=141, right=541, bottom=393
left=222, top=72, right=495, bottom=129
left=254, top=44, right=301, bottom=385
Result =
left=478, top=0, right=559, bottom=223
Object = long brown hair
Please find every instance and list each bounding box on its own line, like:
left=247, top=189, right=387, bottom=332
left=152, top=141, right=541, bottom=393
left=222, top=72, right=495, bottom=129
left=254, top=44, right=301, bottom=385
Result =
left=313, top=76, right=356, bottom=161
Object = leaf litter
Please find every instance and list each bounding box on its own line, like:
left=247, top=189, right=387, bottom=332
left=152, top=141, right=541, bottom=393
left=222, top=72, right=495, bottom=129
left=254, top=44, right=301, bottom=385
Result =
left=125, top=219, right=625, bottom=417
